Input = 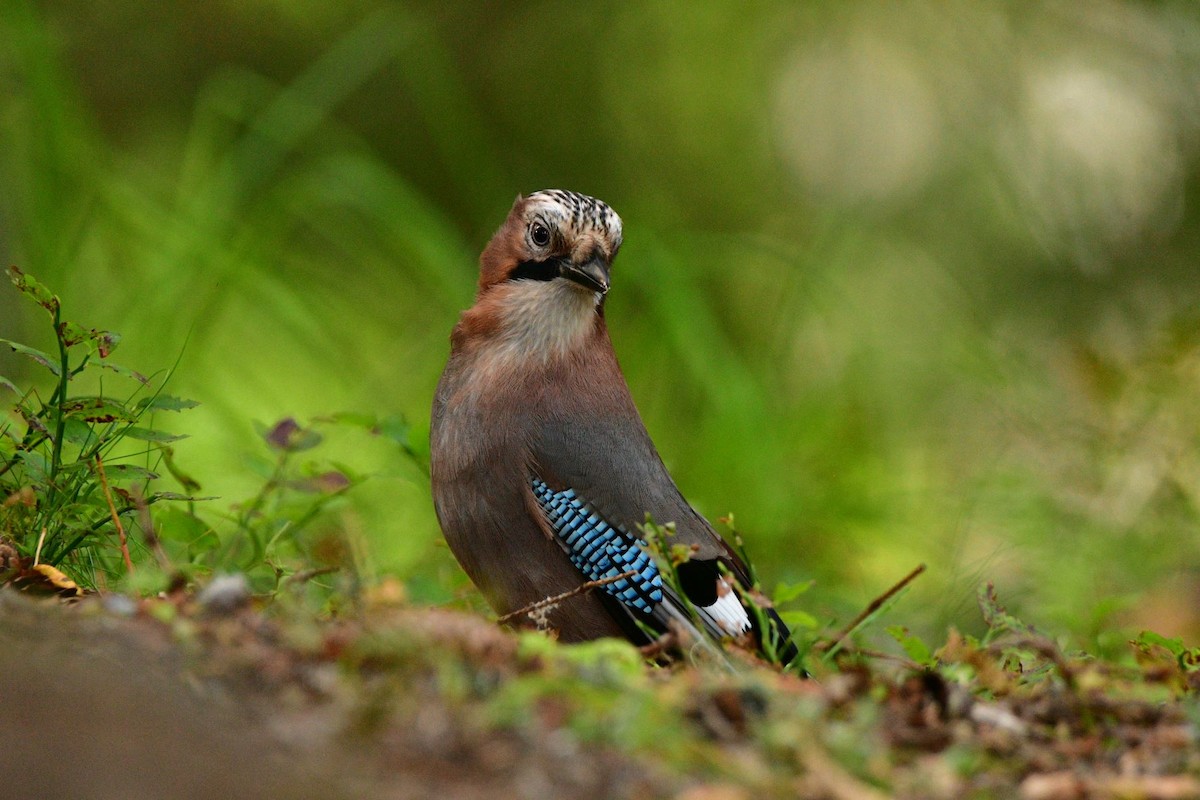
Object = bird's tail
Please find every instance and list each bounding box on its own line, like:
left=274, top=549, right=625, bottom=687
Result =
left=649, top=592, right=736, bottom=671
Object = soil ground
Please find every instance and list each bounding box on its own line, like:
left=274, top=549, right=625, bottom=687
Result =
left=2, top=587, right=1198, bottom=799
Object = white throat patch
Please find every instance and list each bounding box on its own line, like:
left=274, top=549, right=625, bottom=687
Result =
left=472, top=279, right=599, bottom=385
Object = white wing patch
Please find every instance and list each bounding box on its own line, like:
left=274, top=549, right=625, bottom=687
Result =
left=701, top=578, right=751, bottom=635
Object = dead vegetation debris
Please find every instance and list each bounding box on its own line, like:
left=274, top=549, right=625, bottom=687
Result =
left=0, top=586, right=1198, bottom=799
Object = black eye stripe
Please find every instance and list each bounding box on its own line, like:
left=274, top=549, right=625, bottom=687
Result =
left=509, top=259, right=559, bottom=283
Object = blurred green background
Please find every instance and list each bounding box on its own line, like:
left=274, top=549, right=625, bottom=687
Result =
left=3, top=0, right=1200, bottom=646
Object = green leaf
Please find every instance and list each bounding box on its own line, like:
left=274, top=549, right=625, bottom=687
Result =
left=7, top=266, right=59, bottom=313
left=61, top=397, right=134, bottom=423
left=780, top=609, right=819, bottom=630
left=888, top=625, right=935, bottom=666
left=0, top=375, right=18, bottom=394
left=96, top=330, right=120, bottom=357
left=100, top=463, right=160, bottom=481
left=0, top=340, right=61, bottom=376
left=12, top=449, right=49, bottom=480
left=149, top=492, right=217, bottom=502
left=327, top=460, right=366, bottom=484
left=62, top=417, right=100, bottom=446
left=1132, top=630, right=1200, bottom=671
left=773, top=579, right=814, bottom=606
left=1135, top=630, right=1183, bottom=657
left=291, top=470, right=353, bottom=494
left=95, top=360, right=149, bottom=384
left=58, top=321, right=120, bottom=356
left=328, top=411, right=378, bottom=429
left=243, top=452, right=278, bottom=480
left=136, top=395, right=201, bottom=413
left=123, top=427, right=188, bottom=443
left=261, top=418, right=322, bottom=452
left=56, top=458, right=96, bottom=473
left=157, top=445, right=202, bottom=493
left=978, top=582, right=1036, bottom=638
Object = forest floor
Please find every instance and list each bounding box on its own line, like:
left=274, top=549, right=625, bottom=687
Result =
left=2, top=579, right=1199, bottom=800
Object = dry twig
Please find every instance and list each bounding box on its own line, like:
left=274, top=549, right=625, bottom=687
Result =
left=95, top=455, right=134, bottom=574
left=817, top=563, right=926, bottom=654
left=497, top=570, right=638, bottom=625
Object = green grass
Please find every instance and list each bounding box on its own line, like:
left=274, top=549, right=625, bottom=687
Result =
left=0, top=268, right=432, bottom=602
left=0, top=267, right=187, bottom=583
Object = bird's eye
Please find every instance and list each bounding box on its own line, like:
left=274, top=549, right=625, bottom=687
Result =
left=530, top=222, right=551, bottom=247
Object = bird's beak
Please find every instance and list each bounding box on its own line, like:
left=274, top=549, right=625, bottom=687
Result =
left=560, top=254, right=610, bottom=295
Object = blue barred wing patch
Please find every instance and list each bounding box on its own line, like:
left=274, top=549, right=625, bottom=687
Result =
left=531, top=479, right=663, bottom=614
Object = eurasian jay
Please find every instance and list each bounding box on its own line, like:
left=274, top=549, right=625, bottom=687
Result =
left=431, top=189, right=795, bottom=662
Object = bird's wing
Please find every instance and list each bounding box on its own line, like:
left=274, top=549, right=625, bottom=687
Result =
left=529, top=412, right=760, bottom=627
left=529, top=398, right=798, bottom=664
left=531, top=411, right=740, bottom=564
left=528, top=477, right=742, bottom=656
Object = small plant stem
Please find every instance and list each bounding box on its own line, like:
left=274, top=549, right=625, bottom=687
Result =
left=95, top=454, right=134, bottom=574
left=276, top=481, right=354, bottom=542
left=220, top=452, right=290, bottom=567
left=818, top=563, right=926, bottom=655
left=497, top=570, right=638, bottom=625
left=33, top=526, right=47, bottom=565
left=284, top=565, right=340, bottom=586
left=47, top=305, right=70, bottom=488
left=132, top=487, right=173, bottom=572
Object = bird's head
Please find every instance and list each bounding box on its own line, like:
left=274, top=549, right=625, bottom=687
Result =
left=478, top=189, right=623, bottom=298
left=454, top=190, right=624, bottom=366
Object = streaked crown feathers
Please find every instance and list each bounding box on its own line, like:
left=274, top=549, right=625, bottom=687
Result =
left=523, top=189, right=623, bottom=251
left=478, top=189, right=624, bottom=291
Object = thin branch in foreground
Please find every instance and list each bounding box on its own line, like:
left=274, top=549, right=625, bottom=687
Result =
left=284, top=565, right=341, bottom=586
left=817, top=563, right=927, bottom=654
left=497, top=570, right=638, bottom=625
left=95, top=454, right=134, bottom=574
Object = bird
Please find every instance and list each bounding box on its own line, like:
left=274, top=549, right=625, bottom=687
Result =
left=430, top=189, right=795, bottom=663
